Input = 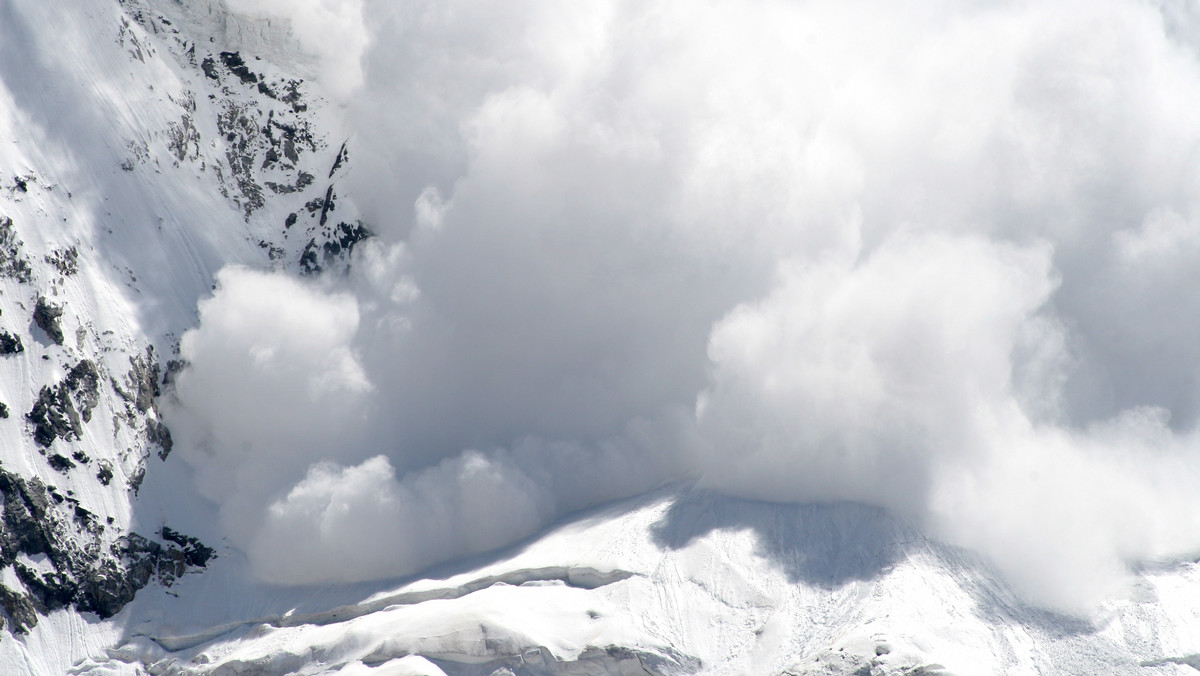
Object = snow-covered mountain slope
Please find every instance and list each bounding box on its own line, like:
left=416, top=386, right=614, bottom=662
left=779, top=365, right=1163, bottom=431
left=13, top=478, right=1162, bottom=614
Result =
left=3, top=0, right=1200, bottom=675
left=0, top=0, right=362, bottom=643
left=50, top=486, right=1200, bottom=675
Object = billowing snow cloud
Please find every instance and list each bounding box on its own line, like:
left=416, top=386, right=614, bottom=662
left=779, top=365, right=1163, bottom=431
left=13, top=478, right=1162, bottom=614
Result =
left=224, top=0, right=367, bottom=98
left=172, top=0, right=1200, bottom=610
left=694, top=233, right=1061, bottom=510
left=171, top=267, right=373, bottom=547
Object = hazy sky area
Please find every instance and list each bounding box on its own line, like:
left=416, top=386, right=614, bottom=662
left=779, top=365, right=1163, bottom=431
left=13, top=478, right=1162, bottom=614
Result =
left=169, top=0, right=1200, bottom=612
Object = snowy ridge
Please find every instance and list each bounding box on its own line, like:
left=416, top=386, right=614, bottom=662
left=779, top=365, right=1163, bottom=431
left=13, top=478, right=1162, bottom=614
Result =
left=143, top=565, right=637, bottom=653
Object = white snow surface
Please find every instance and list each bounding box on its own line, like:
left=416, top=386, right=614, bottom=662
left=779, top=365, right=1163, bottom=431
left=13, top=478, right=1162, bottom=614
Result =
left=30, top=487, right=1200, bottom=675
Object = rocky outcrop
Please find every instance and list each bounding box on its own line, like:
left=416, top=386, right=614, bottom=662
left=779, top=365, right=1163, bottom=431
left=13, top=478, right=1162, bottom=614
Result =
left=32, top=297, right=64, bottom=345
left=0, top=0, right=356, bottom=644
left=0, top=331, right=23, bottom=355
left=0, top=466, right=212, bottom=633
left=43, top=246, right=78, bottom=277
left=147, top=420, right=173, bottom=460
left=0, top=216, right=32, bottom=282
left=300, top=219, right=371, bottom=275
left=27, top=360, right=100, bottom=448
left=114, top=351, right=161, bottom=415
left=113, top=352, right=173, bottom=459
left=160, top=527, right=215, bottom=568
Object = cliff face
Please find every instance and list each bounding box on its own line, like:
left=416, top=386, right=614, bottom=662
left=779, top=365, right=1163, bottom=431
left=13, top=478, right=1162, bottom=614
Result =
left=0, top=0, right=363, bottom=638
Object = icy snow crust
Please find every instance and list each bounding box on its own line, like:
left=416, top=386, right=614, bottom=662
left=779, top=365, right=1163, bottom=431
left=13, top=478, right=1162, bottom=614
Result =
left=0, top=0, right=1199, bottom=674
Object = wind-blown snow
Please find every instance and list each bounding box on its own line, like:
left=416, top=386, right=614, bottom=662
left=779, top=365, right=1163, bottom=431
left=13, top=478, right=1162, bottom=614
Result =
left=165, top=0, right=1200, bottom=611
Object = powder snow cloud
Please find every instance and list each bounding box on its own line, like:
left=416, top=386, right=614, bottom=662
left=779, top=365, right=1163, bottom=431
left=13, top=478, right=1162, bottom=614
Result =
left=170, top=0, right=1200, bottom=610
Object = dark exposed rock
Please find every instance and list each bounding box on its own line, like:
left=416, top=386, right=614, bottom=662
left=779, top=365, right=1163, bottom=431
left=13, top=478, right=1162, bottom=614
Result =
left=252, top=77, right=307, bottom=111
left=147, top=420, right=172, bottom=460
left=0, top=584, right=38, bottom=633
left=161, top=359, right=185, bottom=386
left=216, top=102, right=267, bottom=216
left=0, top=470, right=53, bottom=556
left=0, top=216, right=33, bottom=282
left=29, top=387, right=74, bottom=448
left=127, top=464, right=145, bottom=494
left=284, top=212, right=297, bottom=229
left=200, top=56, right=219, bottom=80
left=73, top=504, right=98, bottom=531
left=77, top=558, right=145, bottom=619
left=264, top=170, right=313, bottom=195
left=96, top=460, right=114, bottom=486
left=47, top=454, right=75, bottom=473
left=219, top=51, right=258, bottom=85
left=318, top=184, right=335, bottom=226
left=300, top=238, right=321, bottom=275
left=27, top=360, right=101, bottom=447
left=329, top=141, right=347, bottom=178
left=0, top=331, right=24, bottom=354
left=44, top=246, right=79, bottom=276
left=112, top=352, right=175, bottom=459
left=299, top=221, right=372, bottom=275
left=33, top=297, right=65, bottom=345
left=0, top=465, right=214, bottom=625
left=116, top=16, right=147, bottom=63
left=123, top=351, right=160, bottom=414
left=266, top=115, right=312, bottom=163
left=324, top=221, right=371, bottom=260
left=257, top=240, right=285, bottom=261
left=161, top=527, right=215, bottom=568
left=16, top=562, right=76, bottom=612
left=214, top=84, right=321, bottom=216
left=166, top=114, right=201, bottom=163
left=66, top=361, right=101, bottom=420
left=0, top=402, right=8, bottom=419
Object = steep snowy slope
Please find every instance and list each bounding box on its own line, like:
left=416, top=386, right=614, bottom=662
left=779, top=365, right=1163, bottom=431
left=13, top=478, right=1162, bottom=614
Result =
left=0, top=0, right=364, bottom=658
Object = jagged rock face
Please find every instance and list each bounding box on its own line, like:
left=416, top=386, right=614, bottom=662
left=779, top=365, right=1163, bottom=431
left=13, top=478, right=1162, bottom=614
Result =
left=0, top=0, right=382, bottom=639
left=0, top=216, right=32, bottom=283
left=118, top=0, right=372, bottom=274
left=0, top=0, right=381, bottom=639
left=27, top=360, right=100, bottom=448
left=31, top=297, right=64, bottom=346
left=0, top=465, right=209, bottom=633
left=0, top=331, right=23, bottom=355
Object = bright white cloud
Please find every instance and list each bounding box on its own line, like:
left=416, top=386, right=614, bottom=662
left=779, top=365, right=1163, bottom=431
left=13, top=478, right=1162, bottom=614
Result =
left=694, top=233, right=1059, bottom=509
left=172, top=267, right=372, bottom=546
left=250, top=453, right=553, bottom=584
left=171, top=0, right=1200, bottom=611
